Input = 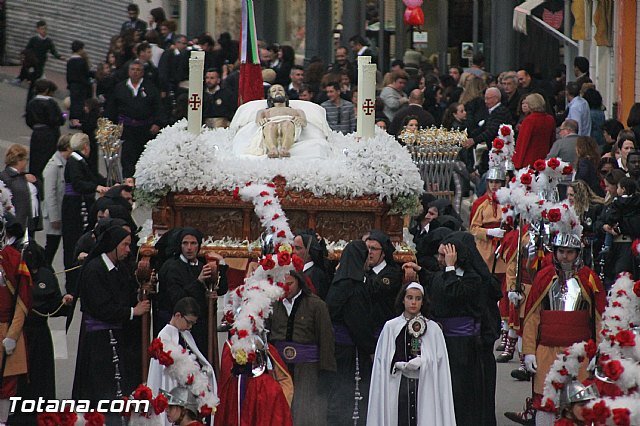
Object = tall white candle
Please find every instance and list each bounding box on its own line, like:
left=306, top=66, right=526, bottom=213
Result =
left=356, top=56, right=377, bottom=140
left=187, top=51, right=205, bottom=135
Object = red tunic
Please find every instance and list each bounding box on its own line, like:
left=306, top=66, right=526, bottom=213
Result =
left=512, top=112, right=556, bottom=169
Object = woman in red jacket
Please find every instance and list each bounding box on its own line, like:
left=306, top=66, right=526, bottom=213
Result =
left=511, top=93, right=556, bottom=169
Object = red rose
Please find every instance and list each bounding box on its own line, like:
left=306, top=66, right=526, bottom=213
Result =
left=152, top=393, right=169, bottom=415
left=263, top=200, right=273, bottom=206
left=520, top=174, right=532, bottom=185
left=224, top=310, right=234, bottom=324
left=238, top=329, right=249, bottom=339
left=277, top=230, right=286, bottom=238
left=272, top=213, right=280, bottom=220
left=547, top=158, right=560, bottom=169
left=266, top=182, right=276, bottom=188
left=259, top=255, right=276, bottom=271
left=585, top=339, right=597, bottom=359
left=500, top=126, right=511, bottom=136
left=148, top=338, right=164, bottom=358
left=277, top=251, right=291, bottom=266
left=259, top=191, right=269, bottom=197
left=133, top=384, right=154, bottom=401
left=533, top=159, right=546, bottom=172
left=615, top=329, right=636, bottom=347
left=603, top=359, right=624, bottom=381
left=634, top=280, right=640, bottom=297
left=84, top=411, right=106, bottom=426
left=551, top=381, right=564, bottom=390
left=37, top=413, right=60, bottom=426
left=493, top=138, right=504, bottom=150
left=547, top=208, right=562, bottom=223
left=594, top=379, right=623, bottom=397
left=292, top=254, right=304, bottom=272
left=562, top=165, right=573, bottom=175
left=158, top=350, right=174, bottom=367
left=613, top=407, right=631, bottom=426
left=200, top=404, right=213, bottom=417
left=232, top=187, right=240, bottom=200
left=559, top=367, right=569, bottom=376
left=591, top=400, right=611, bottom=424
left=58, top=411, right=78, bottom=426
left=186, top=374, right=194, bottom=385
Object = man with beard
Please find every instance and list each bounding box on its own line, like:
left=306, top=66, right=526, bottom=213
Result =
left=255, top=84, right=307, bottom=158
left=202, top=69, right=235, bottom=128
left=157, top=228, right=228, bottom=358
left=364, top=230, right=403, bottom=335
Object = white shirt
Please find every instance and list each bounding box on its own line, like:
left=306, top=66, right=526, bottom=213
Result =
left=126, top=78, right=144, bottom=96
left=303, top=261, right=314, bottom=272
left=372, top=260, right=387, bottom=275
left=282, top=291, right=302, bottom=316
left=488, top=102, right=502, bottom=114
left=357, top=46, right=368, bottom=56
left=179, top=254, right=198, bottom=266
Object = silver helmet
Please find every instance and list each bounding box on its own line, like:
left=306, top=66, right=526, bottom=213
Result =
left=486, top=167, right=506, bottom=181
left=161, top=386, right=199, bottom=414
left=553, top=232, right=582, bottom=249
left=558, top=380, right=600, bottom=409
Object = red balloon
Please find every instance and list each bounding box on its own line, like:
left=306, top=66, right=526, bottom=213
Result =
left=404, top=7, right=424, bottom=26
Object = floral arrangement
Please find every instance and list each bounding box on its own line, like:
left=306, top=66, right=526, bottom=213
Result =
left=147, top=338, right=218, bottom=418
left=488, top=124, right=515, bottom=171
left=223, top=182, right=303, bottom=364
left=134, top=120, right=423, bottom=210
left=37, top=410, right=104, bottom=426
left=124, top=385, right=168, bottom=425
left=541, top=273, right=640, bottom=425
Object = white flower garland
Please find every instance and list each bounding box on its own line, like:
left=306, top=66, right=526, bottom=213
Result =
left=488, top=124, right=515, bottom=170
left=134, top=121, right=423, bottom=204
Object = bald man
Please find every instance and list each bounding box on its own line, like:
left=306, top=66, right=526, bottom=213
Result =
left=463, top=87, right=512, bottom=173
left=388, top=89, right=436, bottom=136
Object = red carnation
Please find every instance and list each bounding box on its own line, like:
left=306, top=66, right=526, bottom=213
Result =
left=148, top=338, right=164, bottom=358
left=263, top=200, right=273, bottom=206
left=551, top=381, right=564, bottom=391
left=559, top=367, right=569, bottom=376
left=603, top=359, right=624, bottom=381
left=152, top=393, right=169, bottom=415
left=500, top=126, right=511, bottom=136
left=245, top=182, right=252, bottom=186
left=613, top=408, right=631, bottom=426
left=585, top=339, right=597, bottom=359
left=238, top=329, right=249, bottom=339
left=591, top=400, right=611, bottom=424
left=58, top=411, right=78, bottom=426
left=186, top=374, right=194, bottom=385
left=84, top=411, right=106, bottom=426
left=547, top=208, right=562, bottom=223
left=259, top=255, right=276, bottom=271
left=133, top=384, right=154, bottom=401
left=292, top=254, right=304, bottom=272
left=277, top=251, right=291, bottom=266
left=200, top=404, right=213, bottom=417
left=615, top=329, right=636, bottom=347
left=547, top=158, right=560, bottom=169
left=267, top=182, right=276, bottom=188
left=533, top=159, right=547, bottom=172
left=272, top=213, right=280, bottom=220
left=277, top=230, right=286, bottom=238
left=493, top=138, right=504, bottom=150
left=594, top=379, right=623, bottom=397
left=158, top=350, right=174, bottom=367
left=520, top=174, right=532, bottom=185
left=37, top=413, right=60, bottom=426
left=259, top=191, right=269, bottom=197
left=633, top=280, right=640, bottom=297
left=562, top=165, right=573, bottom=175
left=224, top=310, right=234, bottom=324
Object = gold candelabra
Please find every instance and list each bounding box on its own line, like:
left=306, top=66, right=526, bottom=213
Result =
left=96, top=118, right=123, bottom=186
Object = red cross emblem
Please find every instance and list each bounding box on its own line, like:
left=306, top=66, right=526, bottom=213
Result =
left=362, top=99, right=375, bottom=115
left=188, top=94, right=202, bottom=111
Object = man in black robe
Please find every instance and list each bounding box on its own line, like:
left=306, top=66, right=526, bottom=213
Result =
left=364, top=230, right=403, bottom=334
left=325, top=240, right=376, bottom=426
left=105, top=60, right=163, bottom=179
left=157, top=228, right=228, bottom=358
left=293, top=230, right=330, bottom=299
left=72, top=225, right=150, bottom=425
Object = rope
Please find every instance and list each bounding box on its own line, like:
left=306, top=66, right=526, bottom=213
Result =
left=31, top=302, right=66, bottom=318
left=53, top=265, right=82, bottom=276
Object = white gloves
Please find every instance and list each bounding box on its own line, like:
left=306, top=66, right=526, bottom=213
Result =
left=487, top=228, right=505, bottom=239
left=527, top=243, right=537, bottom=259
left=508, top=291, right=524, bottom=305
left=3, top=338, right=16, bottom=355
left=394, top=358, right=422, bottom=379
left=393, top=361, right=407, bottom=374
left=405, top=356, right=422, bottom=371
left=524, top=354, right=537, bottom=373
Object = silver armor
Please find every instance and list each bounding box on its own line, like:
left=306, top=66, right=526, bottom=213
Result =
left=548, top=275, right=588, bottom=311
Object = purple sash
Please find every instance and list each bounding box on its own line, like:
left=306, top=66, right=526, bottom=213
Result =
left=333, top=324, right=354, bottom=346
left=64, top=183, right=81, bottom=196
left=437, top=316, right=480, bottom=337
left=83, top=313, right=122, bottom=332
left=118, top=115, right=152, bottom=127
left=273, top=341, right=320, bottom=364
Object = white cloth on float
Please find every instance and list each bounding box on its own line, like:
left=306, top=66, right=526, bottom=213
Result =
left=147, top=324, right=217, bottom=426
left=230, top=100, right=332, bottom=160
left=367, top=315, right=457, bottom=426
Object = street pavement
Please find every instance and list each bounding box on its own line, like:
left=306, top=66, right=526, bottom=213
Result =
left=0, top=73, right=531, bottom=425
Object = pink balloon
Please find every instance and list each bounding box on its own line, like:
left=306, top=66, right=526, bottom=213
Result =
left=403, top=0, right=423, bottom=8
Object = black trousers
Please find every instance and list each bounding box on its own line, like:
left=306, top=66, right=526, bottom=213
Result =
left=121, top=125, right=152, bottom=179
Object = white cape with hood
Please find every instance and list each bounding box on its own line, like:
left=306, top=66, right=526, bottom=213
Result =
left=147, top=324, right=217, bottom=426
left=367, top=315, right=456, bottom=426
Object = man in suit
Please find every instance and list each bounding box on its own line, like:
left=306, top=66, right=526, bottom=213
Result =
left=464, top=87, right=512, bottom=173
left=349, top=35, right=377, bottom=64
left=547, top=119, right=579, bottom=164
left=388, top=89, right=435, bottom=135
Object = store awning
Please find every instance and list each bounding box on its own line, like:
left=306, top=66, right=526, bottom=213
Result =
left=513, top=0, right=545, bottom=35
left=513, top=0, right=578, bottom=47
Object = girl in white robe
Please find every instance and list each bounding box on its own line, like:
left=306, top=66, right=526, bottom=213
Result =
left=367, top=282, right=456, bottom=426
left=147, top=297, right=217, bottom=425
